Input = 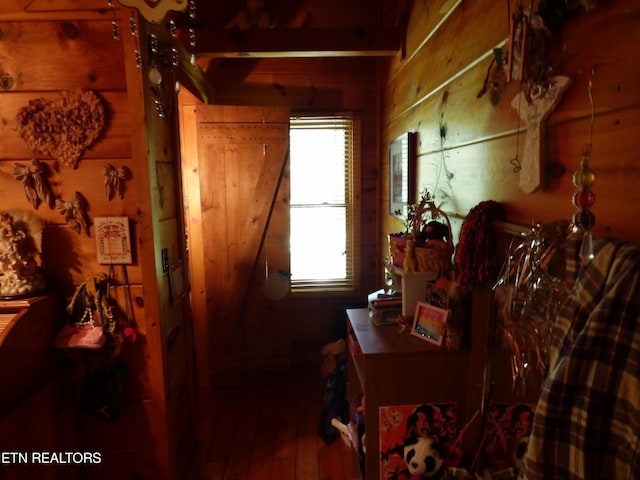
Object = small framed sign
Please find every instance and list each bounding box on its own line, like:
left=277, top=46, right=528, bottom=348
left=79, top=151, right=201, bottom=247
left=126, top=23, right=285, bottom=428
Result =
left=389, top=132, right=417, bottom=217
left=94, top=216, right=132, bottom=265
left=411, top=301, right=448, bottom=346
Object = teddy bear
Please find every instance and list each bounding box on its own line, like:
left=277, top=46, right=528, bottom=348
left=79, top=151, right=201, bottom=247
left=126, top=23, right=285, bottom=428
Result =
left=403, top=238, right=418, bottom=272
left=398, top=436, right=445, bottom=480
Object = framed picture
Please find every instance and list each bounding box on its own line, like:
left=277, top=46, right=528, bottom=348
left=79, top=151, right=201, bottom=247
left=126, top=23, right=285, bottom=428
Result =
left=94, top=216, right=132, bottom=264
left=411, top=301, right=449, bottom=346
left=425, top=282, right=449, bottom=309
left=389, top=132, right=417, bottom=217
left=380, top=402, right=461, bottom=479
left=482, top=403, right=536, bottom=471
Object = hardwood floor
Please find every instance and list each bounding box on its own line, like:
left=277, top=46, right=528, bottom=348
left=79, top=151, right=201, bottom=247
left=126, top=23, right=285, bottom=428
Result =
left=193, top=364, right=356, bottom=480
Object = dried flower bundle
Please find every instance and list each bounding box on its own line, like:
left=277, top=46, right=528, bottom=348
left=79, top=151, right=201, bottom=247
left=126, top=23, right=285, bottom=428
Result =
left=393, top=189, right=434, bottom=241
left=16, top=89, right=105, bottom=169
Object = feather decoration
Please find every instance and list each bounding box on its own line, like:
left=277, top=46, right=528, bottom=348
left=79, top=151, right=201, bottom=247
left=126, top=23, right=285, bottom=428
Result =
left=55, top=192, right=91, bottom=236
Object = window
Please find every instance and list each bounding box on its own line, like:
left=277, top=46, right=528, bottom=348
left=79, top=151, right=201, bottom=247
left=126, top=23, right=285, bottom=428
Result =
left=289, top=114, right=361, bottom=292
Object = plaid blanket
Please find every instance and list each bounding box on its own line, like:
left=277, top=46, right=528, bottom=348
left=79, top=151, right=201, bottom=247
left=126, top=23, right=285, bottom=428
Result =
left=524, top=235, right=640, bottom=479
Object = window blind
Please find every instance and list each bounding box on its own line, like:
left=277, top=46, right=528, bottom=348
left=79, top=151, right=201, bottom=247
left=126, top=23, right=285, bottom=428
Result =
left=289, top=114, right=361, bottom=291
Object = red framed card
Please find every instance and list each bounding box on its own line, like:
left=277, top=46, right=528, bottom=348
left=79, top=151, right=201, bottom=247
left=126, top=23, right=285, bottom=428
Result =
left=411, top=301, right=449, bottom=346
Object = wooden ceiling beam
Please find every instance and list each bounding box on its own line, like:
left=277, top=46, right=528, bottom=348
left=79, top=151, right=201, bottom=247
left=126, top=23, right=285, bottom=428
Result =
left=177, top=27, right=402, bottom=58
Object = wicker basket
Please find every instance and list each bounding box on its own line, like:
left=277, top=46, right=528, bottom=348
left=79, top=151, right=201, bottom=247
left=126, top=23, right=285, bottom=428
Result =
left=414, top=203, right=454, bottom=276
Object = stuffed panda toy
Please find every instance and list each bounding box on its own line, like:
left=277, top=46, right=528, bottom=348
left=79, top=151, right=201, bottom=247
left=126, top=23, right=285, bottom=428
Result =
left=403, top=436, right=444, bottom=479
left=513, top=435, right=529, bottom=479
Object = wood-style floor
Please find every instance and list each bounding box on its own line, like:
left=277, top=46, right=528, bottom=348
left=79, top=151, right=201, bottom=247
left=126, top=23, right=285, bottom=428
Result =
left=193, top=364, right=356, bottom=480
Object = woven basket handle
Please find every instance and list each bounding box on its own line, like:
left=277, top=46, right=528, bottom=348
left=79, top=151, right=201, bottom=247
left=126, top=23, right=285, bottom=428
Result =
left=425, top=202, right=453, bottom=244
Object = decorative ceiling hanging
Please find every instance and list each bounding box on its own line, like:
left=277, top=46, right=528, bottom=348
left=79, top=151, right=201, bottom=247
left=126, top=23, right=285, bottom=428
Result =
left=109, top=0, right=197, bottom=119
left=116, top=0, right=188, bottom=24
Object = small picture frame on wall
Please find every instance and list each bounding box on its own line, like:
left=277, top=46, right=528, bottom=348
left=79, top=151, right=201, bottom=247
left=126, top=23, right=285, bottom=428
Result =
left=411, top=301, right=448, bottom=346
left=94, top=216, right=132, bottom=265
left=389, top=132, right=417, bottom=217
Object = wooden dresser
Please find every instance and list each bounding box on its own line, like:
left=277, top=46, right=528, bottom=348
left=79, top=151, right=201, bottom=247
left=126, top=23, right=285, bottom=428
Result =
left=0, top=293, right=81, bottom=480
left=0, top=293, right=63, bottom=412
left=346, top=308, right=470, bottom=480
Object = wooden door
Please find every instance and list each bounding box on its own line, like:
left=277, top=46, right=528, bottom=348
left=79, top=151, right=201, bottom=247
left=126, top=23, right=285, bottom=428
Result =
left=181, top=104, right=292, bottom=387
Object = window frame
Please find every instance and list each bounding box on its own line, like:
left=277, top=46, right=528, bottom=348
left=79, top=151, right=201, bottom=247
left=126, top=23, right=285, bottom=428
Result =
left=289, top=112, right=361, bottom=293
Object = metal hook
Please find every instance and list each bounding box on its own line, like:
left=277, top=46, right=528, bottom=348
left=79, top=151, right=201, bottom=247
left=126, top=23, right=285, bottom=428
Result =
left=587, top=66, right=596, bottom=146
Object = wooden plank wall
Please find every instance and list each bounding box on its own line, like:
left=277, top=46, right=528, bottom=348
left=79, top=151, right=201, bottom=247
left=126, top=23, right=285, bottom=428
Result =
left=379, top=0, right=640, bottom=453
left=381, top=0, right=640, bottom=242
left=0, top=5, right=195, bottom=480
left=194, top=0, right=389, bottom=364
left=0, top=9, right=153, bottom=479
left=193, top=0, right=382, bottom=29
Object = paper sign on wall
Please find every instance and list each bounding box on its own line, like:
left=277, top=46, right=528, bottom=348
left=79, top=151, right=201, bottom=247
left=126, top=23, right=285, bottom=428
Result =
left=94, top=216, right=132, bottom=264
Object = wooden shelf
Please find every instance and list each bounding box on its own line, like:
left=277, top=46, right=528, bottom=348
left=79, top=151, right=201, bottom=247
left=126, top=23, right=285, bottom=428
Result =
left=345, top=308, right=468, bottom=480
left=0, top=293, right=63, bottom=414
left=0, top=295, right=53, bottom=344
left=348, top=307, right=446, bottom=357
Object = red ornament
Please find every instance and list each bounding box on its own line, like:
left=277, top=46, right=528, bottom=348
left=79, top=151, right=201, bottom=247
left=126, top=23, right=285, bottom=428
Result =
left=123, top=326, right=137, bottom=343
left=572, top=189, right=596, bottom=209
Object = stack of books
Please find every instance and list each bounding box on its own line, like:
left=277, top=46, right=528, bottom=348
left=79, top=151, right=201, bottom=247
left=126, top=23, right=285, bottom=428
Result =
left=368, top=289, right=402, bottom=326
